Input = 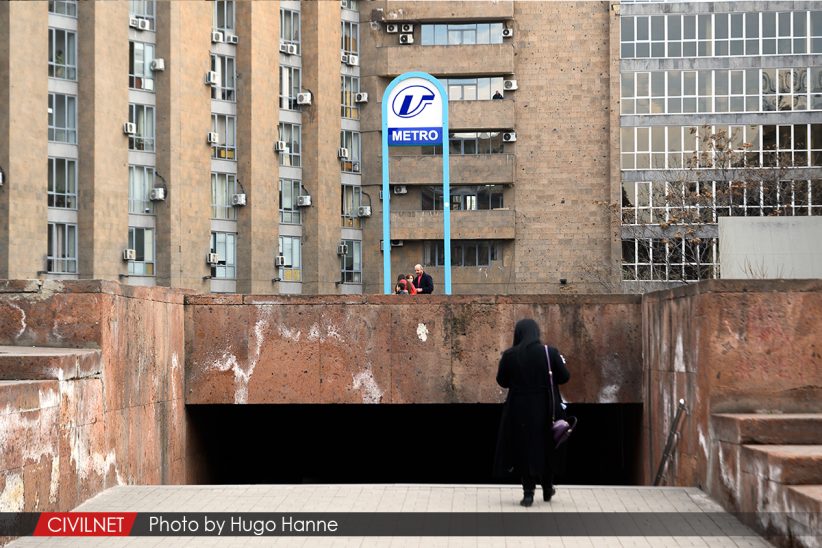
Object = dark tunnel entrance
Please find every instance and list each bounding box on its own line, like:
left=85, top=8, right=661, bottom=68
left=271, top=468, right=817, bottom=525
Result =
left=187, top=404, right=643, bottom=485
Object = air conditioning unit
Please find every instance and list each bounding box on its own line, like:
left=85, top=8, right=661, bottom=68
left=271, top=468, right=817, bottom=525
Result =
left=385, top=23, right=399, bottom=33
left=296, top=92, right=312, bottom=105
left=287, top=44, right=298, bottom=55
left=274, top=140, right=288, bottom=152
left=355, top=92, right=368, bottom=103
left=502, top=28, right=514, bottom=38
left=123, top=122, right=136, bottom=135
left=149, top=188, right=165, bottom=201
left=279, top=42, right=289, bottom=53
left=274, top=255, right=286, bottom=267
left=357, top=205, right=372, bottom=217
left=346, top=54, right=359, bottom=66
left=231, top=193, right=246, bottom=206
left=129, top=16, right=140, bottom=29
left=207, top=132, right=219, bottom=144
left=503, top=131, right=517, bottom=142
left=123, top=248, right=136, bottom=261
left=137, top=18, right=151, bottom=31
left=296, top=195, right=312, bottom=207
left=399, top=34, right=414, bottom=45
left=206, top=252, right=220, bottom=265
left=391, top=240, right=404, bottom=247
left=351, top=162, right=361, bottom=173
left=393, top=185, right=407, bottom=195
left=337, top=243, right=349, bottom=255
left=211, top=31, right=224, bottom=43
left=338, top=147, right=350, bottom=159
left=340, top=52, right=349, bottom=64
left=142, top=79, right=154, bottom=91
left=205, top=71, right=219, bottom=86
left=150, top=58, right=165, bottom=71
left=401, top=23, right=414, bottom=33
left=226, top=34, right=239, bottom=45
left=503, top=79, right=518, bottom=91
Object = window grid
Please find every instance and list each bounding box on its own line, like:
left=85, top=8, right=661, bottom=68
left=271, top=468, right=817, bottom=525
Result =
left=340, top=239, right=362, bottom=283
left=621, top=11, right=822, bottom=59
left=423, top=240, right=499, bottom=267
left=47, top=222, right=77, bottom=274
left=341, top=0, right=358, bottom=11
left=128, top=104, right=155, bottom=151
left=129, top=0, right=155, bottom=29
left=48, top=28, right=77, bottom=80
left=280, top=65, right=301, bottom=110
left=48, top=158, right=77, bottom=209
left=422, top=185, right=503, bottom=211
left=423, top=132, right=505, bottom=156
left=128, top=227, right=155, bottom=276
left=341, top=185, right=362, bottom=229
left=442, top=77, right=506, bottom=102
left=211, top=114, right=236, bottom=160
left=48, top=93, right=77, bottom=144
left=210, top=232, right=237, bottom=279
left=279, top=178, right=304, bottom=225
left=213, top=0, right=235, bottom=34
left=622, top=238, right=719, bottom=282
left=341, top=75, right=360, bottom=119
left=211, top=55, right=236, bottom=102
left=420, top=23, right=505, bottom=46
left=278, top=236, right=302, bottom=282
left=129, top=41, right=155, bottom=91
left=211, top=173, right=238, bottom=220
left=49, top=0, right=77, bottom=17
left=340, top=131, right=361, bottom=173
left=129, top=165, right=155, bottom=214
left=280, top=9, right=301, bottom=54
left=341, top=21, right=359, bottom=55
left=278, top=123, right=301, bottom=167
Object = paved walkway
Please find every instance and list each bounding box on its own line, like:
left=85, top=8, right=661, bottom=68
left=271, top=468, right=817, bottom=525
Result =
left=9, top=484, right=772, bottom=547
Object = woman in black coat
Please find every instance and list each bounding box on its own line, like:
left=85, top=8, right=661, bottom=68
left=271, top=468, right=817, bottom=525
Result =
left=494, top=318, right=570, bottom=506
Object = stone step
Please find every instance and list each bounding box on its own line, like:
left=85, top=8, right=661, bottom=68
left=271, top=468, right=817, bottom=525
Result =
left=741, top=445, right=822, bottom=485
left=785, top=485, right=822, bottom=542
left=0, top=346, right=101, bottom=381
left=0, top=379, right=59, bottom=415
left=713, top=413, right=822, bottom=445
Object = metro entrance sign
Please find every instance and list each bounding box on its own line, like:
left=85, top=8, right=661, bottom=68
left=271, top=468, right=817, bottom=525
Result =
left=382, top=72, right=452, bottom=294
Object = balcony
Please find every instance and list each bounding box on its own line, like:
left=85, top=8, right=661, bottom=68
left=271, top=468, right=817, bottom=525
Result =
left=389, top=154, right=515, bottom=186
left=375, top=43, right=514, bottom=78
left=381, top=1, right=513, bottom=21
left=390, top=209, right=516, bottom=240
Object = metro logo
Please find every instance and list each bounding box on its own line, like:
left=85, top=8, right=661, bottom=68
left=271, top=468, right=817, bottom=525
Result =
left=391, top=85, right=436, bottom=118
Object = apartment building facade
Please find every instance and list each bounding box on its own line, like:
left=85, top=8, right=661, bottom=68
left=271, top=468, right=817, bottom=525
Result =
left=2, top=1, right=817, bottom=295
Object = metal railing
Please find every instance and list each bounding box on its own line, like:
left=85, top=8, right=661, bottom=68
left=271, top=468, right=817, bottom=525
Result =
left=654, top=398, right=687, bottom=486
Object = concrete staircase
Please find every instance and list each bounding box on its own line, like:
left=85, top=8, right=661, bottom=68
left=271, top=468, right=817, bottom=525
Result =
left=712, top=413, right=822, bottom=548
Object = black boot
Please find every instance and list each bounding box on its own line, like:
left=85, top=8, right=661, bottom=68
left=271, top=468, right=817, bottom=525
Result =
left=520, top=490, right=534, bottom=507
left=543, top=485, right=556, bottom=501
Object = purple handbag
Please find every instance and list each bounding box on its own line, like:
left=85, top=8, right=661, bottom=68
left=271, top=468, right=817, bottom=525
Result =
left=545, top=346, right=577, bottom=447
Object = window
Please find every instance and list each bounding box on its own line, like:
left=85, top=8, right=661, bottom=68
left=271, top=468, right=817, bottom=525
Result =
left=340, top=239, right=361, bottom=283
left=129, top=165, right=155, bottom=214
left=48, top=93, right=77, bottom=144
left=211, top=172, right=238, bottom=220
left=213, top=0, right=235, bottom=34
left=340, top=130, right=361, bottom=172
left=128, top=227, right=155, bottom=276
left=341, top=21, right=359, bottom=55
left=49, top=0, right=77, bottom=17
left=278, top=236, right=301, bottom=282
left=47, top=222, right=77, bottom=274
left=279, top=178, right=305, bottom=224
left=48, top=158, right=77, bottom=209
left=421, top=185, right=503, bottom=211
left=211, top=54, right=236, bottom=101
left=423, top=240, right=499, bottom=267
left=423, top=132, right=505, bottom=155
left=278, top=123, right=301, bottom=167
left=210, top=232, right=237, bottom=279
left=129, top=0, right=155, bottom=30
left=279, top=65, right=301, bottom=110
left=211, top=114, right=236, bottom=160
left=128, top=104, right=155, bottom=151
left=48, top=28, right=77, bottom=80
left=341, top=0, right=358, bottom=11
left=341, top=185, right=362, bottom=229
left=280, top=9, right=301, bottom=54
left=442, top=77, right=505, bottom=101
left=129, top=41, right=155, bottom=91
left=622, top=238, right=718, bottom=282
left=420, top=22, right=504, bottom=46
left=341, top=75, right=360, bottom=119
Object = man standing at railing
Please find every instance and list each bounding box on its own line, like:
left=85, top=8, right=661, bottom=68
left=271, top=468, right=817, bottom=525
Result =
left=413, top=264, right=434, bottom=294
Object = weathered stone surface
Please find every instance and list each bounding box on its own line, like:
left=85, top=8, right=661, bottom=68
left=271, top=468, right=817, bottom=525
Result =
left=0, top=347, right=102, bottom=380
left=741, top=445, right=822, bottom=485
left=713, top=413, right=822, bottom=445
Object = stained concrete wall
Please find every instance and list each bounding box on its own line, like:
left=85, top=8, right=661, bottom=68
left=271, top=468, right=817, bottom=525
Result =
left=641, top=279, right=822, bottom=488
left=0, top=281, right=187, bottom=512
left=185, top=294, right=643, bottom=405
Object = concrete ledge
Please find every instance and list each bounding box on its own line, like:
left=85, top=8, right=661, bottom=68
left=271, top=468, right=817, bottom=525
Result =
left=0, top=346, right=102, bottom=381
left=786, top=485, right=822, bottom=532
left=741, top=445, right=822, bottom=485
left=0, top=380, right=59, bottom=415
left=713, top=414, right=822, bottom=445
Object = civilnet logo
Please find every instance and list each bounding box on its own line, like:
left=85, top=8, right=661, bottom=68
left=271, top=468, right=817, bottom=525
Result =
left=391, top=85, right=435, bottom=118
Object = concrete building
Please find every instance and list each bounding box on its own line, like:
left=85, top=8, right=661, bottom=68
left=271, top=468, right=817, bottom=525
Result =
left=1, top=1, right=820, bottom=295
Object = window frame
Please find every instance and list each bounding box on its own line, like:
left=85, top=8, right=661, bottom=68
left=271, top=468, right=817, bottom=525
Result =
left=211, top=114, right=237, bottom=160
left=129, top=165, right=155, bottom=215
left=128, top=104, right=155, bottom=152
left=47, top=157, right=78, bottom=210
left=47, top=222, right=78, bottom=274
left=278, top=235, right=302, bottom=282
left=340, top=239, right=362, bottom=283
left=278, top=122, right=302, bottom=167
left=129, top=41, right=155, bottom=92
left=48, top=93, right=77, bottom=144
left=279, top=178, right=305, bottom=225
left=48, top=28, right=77, bottom=81
left=210, top=231, right=237, bottom=279
left=128, top=226, right=155, bottom=276
left=211, top=172, right=239, bottom=220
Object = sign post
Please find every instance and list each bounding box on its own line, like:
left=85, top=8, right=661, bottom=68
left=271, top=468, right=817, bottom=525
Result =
left=381, top=72, right=451, bottom=295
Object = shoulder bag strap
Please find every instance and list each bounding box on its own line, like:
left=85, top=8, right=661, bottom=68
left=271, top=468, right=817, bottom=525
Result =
left=544, top=345, right=555, bottom=423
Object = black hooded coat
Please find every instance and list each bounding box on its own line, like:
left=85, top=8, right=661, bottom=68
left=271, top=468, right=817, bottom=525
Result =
left=493, top=319, right=570, bottom=479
